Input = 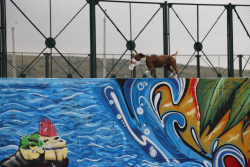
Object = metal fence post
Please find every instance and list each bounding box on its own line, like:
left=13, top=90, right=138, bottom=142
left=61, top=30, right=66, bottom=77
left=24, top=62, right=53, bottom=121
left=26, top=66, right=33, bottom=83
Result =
left=196, top=5, right=201, bottom=78
left=90, top=0, right=97, bottom=78
left=153, top=69, right=157, bottom=78
left=227, top=3, right=234, bottom=77
left=196, top=55, right=201, bottom=78
left=131, top=53, right=136, bottom=78
left=0, top=0, right=7, bottom=77
left=44, top=53, right=50, bottom=78
left=238, top=54, right=243, bottom=77
left=163, top=1, right=169, bottom=78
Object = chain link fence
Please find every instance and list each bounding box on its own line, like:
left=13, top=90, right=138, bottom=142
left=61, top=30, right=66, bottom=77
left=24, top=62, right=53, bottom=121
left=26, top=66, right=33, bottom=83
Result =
left=3, top=1, right=250, bottom=78
left=7, top=52, right=249, bottom=78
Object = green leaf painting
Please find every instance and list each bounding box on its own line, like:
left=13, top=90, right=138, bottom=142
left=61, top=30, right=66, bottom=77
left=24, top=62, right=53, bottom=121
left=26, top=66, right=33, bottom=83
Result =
left=28, top=133, right=40, bottom=142
left=20, top=136, right=29, bottom=149
left=221, top=80, right=250, bottom=137
left=197, top=78, right=220, bottom=136
left=197, top=78, right=247, bottom=137
left=20, top=133, right=44, bottom=149
left=38, top=140, right=44, bottom=147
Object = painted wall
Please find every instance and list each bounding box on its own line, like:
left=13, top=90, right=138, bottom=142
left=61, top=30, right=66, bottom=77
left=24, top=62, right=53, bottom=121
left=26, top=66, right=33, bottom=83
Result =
left=0, top=78, right=250, bottom=167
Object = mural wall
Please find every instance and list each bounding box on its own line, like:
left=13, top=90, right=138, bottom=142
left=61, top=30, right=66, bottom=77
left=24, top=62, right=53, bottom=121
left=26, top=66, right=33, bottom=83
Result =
left=0, top=78, right=250, bottom=167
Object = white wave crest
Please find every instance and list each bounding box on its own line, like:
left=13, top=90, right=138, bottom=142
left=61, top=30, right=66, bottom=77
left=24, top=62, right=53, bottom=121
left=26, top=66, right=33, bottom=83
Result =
left=28, top=98, right=43, bottom=103
left=0, top=127, right=12, bottom=130
left=53, top=124, right=65, bottom=126
left=30, top=127, right=39, bottom=129
left=62, top=92, right=84, bottom=100
left=67, top=150, right=75, bottom=154
left=115, top=155, right=134, bottom=159
left=2, top=88, right=29, bottom=91
left=95, top=127, right=112, bottom=132
left=16, top=132, right=24, bottom=136
left=106, top=144, right=124, bottom=149
left=142, top=160, right=159, bottom=165
left=29, top=93, right=48, bottom=97
left=1, top=110, right=34, bottom=116
left=85, top=122, right=101, bottom=127
left=41, top=104, right=59, bottom=109
left=2, top=94, right=17, bottom=97
left=87, top=143, right=104, bottom=148
left=56, top=88, right=67, bottom=92
left=61, top=112, right=79, bottom=116
left=39, top=104, right=59, bottom=110
left=79, top=105, right=100, bottom=111
left=60, top=131, right=74, bottom=136
left=95, top=135, right=112, bottom=139
left=10, top=120, right=27, bottom=124
left=78, top=136, right=94, bottom=141
left=3, top=103, right=30, bottom=108
left=77, top=158, right=102, bottom=162
left=0, top=145, right=19, bottom=150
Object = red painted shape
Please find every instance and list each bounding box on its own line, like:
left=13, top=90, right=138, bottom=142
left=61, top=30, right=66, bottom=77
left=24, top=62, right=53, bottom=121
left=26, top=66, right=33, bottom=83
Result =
left=247, top=158, right=250, bottom=167
left=224, top=155, right=242, bottom=167
left=39, top=118, right=57, bottom=137
left=189, top=78, right=200, bottom=121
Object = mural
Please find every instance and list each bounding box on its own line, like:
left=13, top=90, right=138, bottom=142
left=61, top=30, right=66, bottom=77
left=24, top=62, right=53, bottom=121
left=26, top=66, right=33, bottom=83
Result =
left=0, top=78, right=250, bottom=167
left=1, top=118, right=68, bottom=167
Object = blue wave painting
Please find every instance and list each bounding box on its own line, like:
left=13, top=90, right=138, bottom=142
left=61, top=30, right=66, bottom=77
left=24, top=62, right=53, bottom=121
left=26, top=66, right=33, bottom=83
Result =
left=0, top=78, right=214, bottom=166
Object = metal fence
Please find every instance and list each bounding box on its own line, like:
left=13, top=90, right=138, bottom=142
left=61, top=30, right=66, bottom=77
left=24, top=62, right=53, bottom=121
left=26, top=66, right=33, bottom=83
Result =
left=1, top=0, right=250, bottom=78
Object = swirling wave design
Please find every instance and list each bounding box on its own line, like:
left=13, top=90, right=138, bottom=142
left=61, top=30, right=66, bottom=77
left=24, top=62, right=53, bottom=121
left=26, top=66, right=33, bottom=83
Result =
left=101, top=78, right=208, bottom=165
left=213, top=145, right=246, bottom=167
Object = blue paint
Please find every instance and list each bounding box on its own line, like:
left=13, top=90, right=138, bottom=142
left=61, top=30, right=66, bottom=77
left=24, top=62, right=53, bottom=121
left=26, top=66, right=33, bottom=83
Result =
left=98, top=78, right=210, bottom=166
left=0, top=78, right=212, bottom=166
